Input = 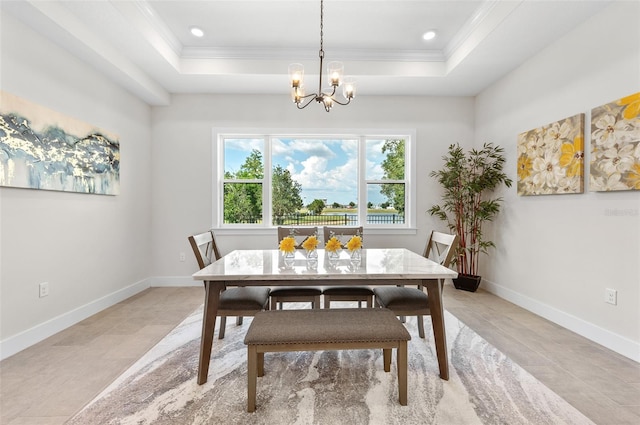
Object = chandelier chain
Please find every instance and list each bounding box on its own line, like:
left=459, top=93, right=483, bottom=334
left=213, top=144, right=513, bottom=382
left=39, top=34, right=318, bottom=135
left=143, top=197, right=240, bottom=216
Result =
left=319, top=0, right=324, bottom=58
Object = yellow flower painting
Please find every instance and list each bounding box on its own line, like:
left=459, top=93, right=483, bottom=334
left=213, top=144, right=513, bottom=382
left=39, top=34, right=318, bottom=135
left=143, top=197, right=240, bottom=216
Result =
left=590, top=92, right=640, bottom=192
left=279, top=236, right=296, bottom=253
left=516, top=113, right=585, bottom=195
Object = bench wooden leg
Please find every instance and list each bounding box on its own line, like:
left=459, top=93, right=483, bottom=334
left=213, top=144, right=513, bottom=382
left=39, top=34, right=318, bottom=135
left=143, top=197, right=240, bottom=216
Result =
left=247, top=346, right=257, bottom=412
left=397, top=341, right=408, bottom=406
left=383, top=348, right=391, bottom=372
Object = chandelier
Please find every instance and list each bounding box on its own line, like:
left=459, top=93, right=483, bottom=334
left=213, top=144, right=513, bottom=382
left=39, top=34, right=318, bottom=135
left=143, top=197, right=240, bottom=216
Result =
left=288, top=0, right=355, bottom=112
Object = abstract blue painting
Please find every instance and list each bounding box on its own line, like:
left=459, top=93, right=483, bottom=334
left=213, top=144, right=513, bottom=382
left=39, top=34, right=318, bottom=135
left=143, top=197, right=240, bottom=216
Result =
left=0, top=91, right=120, bottom=195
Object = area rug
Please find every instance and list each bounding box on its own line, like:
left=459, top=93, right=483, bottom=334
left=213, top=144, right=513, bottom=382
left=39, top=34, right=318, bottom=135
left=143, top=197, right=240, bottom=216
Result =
left=66, top=305, right=594, bottom=425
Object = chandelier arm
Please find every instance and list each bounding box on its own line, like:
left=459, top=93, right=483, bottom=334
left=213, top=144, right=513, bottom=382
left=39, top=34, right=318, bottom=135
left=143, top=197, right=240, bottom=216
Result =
left=330, top=97, right=352, bottom=106
left=296, top=96, right=318, bottom=109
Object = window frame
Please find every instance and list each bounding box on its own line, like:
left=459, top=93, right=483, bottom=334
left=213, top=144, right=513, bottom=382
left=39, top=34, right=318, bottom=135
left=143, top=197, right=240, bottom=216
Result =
left=212, top=128, right=417, bottom=235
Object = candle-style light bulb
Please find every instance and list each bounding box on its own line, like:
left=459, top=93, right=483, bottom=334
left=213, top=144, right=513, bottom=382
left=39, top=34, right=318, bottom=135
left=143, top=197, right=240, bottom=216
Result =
left=323, top=95, right=333, bottom=110
left=327, top=61, right=343, bottom=87
left=343, top=77, right=356, bottom=99
left=331, top=72, right=340, bottom=86
left=292, top=73, right=301, bottom=87
left=288, top=63, right=304, bottom=88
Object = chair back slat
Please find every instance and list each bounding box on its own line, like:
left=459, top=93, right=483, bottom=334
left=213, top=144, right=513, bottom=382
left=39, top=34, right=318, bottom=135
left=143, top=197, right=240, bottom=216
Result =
left=277, top=226, right=318, bottom=249
left=424, top=231, right=459, bottom=268
left=188, top=230, right=221, bottom=270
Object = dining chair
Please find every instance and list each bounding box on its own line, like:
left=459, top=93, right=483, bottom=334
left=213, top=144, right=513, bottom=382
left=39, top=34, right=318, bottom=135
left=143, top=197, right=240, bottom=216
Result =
left=269, top=226, right=323, bottom=309
left=322, top=226, right=374, bottom=309
left=188, top=230, right=270, bottom=339
left=373, top=231, right=459, bottom=338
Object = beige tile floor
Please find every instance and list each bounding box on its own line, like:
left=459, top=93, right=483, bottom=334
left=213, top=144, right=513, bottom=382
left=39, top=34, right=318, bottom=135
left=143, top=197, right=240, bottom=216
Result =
left=1, top=285, right=639, bottom=424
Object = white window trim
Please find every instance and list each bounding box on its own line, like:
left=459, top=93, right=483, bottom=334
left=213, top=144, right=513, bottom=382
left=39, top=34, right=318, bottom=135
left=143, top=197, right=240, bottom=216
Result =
left=212, top=128, right=417, bottom=235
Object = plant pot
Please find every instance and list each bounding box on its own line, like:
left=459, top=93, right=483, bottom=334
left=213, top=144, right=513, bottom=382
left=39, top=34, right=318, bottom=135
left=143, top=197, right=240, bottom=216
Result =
left=453, top=273, right=481, bottom=292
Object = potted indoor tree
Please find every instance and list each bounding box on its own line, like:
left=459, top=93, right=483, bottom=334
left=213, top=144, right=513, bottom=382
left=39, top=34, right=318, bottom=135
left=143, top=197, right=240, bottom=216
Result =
left=428, top=143, right=512, bottom=291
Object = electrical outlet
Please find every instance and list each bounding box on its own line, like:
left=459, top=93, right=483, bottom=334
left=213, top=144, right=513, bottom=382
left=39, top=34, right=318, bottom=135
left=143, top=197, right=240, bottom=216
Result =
left=605, top=288, right=617, bottom=305
left=39, top=282, right=50, bottom=298
left=179, top=252, right=186, bottom=262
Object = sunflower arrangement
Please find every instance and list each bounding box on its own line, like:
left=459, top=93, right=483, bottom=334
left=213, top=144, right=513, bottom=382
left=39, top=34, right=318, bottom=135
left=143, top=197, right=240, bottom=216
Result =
left=346, top=235, right=362, bottom=252
left=324, top=236, right=342, bottom=253
left=302, top=235, right=319, bottom=252
left=279, top=236, right=296, bottom=254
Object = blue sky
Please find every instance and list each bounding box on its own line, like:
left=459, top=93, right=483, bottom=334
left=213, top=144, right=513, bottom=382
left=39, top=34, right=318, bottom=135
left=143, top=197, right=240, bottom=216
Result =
left=224, top=137, right=391, bottom=206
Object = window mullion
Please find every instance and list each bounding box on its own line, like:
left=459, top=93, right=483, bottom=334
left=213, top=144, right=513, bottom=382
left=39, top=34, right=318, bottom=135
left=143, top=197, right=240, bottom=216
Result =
left=358, top=135, right=366, bottom=226
left=264, top=136, right=273, bottom=227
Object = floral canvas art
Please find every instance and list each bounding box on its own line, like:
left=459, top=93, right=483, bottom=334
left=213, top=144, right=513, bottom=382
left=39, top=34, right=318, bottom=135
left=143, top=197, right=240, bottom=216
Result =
left=517, top=113, right=585, bottom=195
left=589, top=92, right=640, bottom=191
left=0, top=91, right=120, bottom=195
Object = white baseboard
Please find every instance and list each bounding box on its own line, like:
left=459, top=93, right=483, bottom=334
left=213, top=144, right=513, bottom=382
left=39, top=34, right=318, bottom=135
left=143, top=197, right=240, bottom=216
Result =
left=481, top=279, right=640, bottom=363
left=5, top=275, right=637, bottom=364
left=0, top=279, right=151, bottom=361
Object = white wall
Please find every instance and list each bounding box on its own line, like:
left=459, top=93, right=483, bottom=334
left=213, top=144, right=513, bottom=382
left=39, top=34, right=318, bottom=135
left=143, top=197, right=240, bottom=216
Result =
left=0, top=14, right=152, bottom=357
left=475, top=1, right=640, bottom=360
left=150, top=94, right=475, bottom=278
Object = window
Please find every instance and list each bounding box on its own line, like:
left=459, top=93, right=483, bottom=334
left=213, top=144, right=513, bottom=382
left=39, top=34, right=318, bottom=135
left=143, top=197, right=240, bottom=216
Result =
left=215, top=130, right=415, bottom=229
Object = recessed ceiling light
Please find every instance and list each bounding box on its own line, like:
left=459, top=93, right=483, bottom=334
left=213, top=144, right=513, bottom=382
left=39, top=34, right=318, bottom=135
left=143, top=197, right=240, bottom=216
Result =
left=422, top=31, right=436, bottom=41
left=190, top=26, right=204, bottom=38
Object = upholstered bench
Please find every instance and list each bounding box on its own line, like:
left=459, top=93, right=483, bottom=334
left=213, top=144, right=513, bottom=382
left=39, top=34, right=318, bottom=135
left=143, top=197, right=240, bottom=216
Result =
left=243, top=308, right=411, bottom=412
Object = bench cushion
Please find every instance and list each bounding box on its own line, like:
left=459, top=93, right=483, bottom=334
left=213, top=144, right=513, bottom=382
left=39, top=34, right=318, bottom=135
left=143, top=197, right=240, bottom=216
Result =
left=244, top=308, right=410, bottom=345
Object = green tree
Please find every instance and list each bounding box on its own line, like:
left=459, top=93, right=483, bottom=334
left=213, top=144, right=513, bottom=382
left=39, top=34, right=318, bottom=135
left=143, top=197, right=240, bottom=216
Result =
left=237, top=150, right=264, bottom=179
left=308, top=199, right=326, bottom=215
left=272, top=165, right=303, bottom=223
left=223, top=150, right=263, bottom=223
left=331, top=202, right=341, bottom=208
left=380, top=139, right=405, bottom=214
left=223, top=181, right=262, bottom=223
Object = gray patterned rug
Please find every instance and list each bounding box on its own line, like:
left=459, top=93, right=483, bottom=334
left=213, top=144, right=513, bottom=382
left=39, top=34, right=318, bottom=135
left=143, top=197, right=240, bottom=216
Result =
left=66, top=305, right=594, bottom=425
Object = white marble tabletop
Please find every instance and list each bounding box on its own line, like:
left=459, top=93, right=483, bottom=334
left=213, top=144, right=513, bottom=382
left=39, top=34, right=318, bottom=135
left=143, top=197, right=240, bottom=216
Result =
left=192, top=248, right=458, bottom=282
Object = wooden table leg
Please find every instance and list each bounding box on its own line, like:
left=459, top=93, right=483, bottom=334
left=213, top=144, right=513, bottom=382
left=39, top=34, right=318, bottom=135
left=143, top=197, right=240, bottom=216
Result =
left=426, top=279, right=449, bottom=380
left=197, top=281, right=223, bottom=385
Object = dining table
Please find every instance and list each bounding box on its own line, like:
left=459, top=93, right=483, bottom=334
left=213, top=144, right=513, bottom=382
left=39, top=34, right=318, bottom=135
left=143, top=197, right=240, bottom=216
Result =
left=192, top=248, right=458, bottom=385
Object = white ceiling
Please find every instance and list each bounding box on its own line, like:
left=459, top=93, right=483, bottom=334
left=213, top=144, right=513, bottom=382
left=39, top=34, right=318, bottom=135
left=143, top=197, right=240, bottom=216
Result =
left=3, top=0, right=612, bottom=105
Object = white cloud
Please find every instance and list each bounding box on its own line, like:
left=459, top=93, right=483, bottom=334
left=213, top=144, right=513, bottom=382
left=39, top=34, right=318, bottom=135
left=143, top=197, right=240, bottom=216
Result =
left=273, top=138, right=360, bottom=204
